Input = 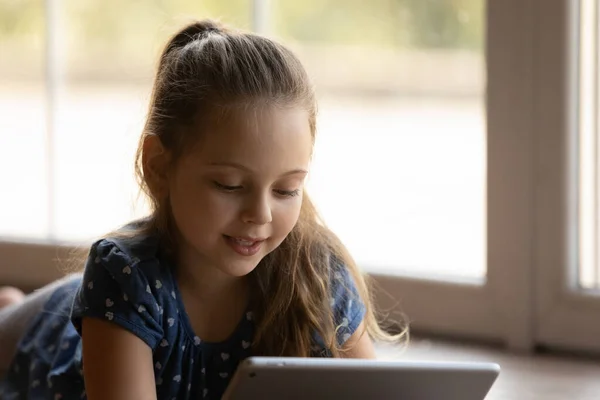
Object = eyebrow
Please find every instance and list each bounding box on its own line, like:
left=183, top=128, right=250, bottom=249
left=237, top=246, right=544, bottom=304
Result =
left=208, top=162, right=308, bottom=176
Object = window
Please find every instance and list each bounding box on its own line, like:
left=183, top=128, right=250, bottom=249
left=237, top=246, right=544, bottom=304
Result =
left=1, top=0, right=487, bottom=282
left=578, top=0, right=600, bottom=291
left=3, top=0, right=600, bottom=355
left=534, top=0, right=600, bottom=353
left=0, top=0, right=251, bottom=242
left=0, top=0, right=47, bottom=238
left=272, top=0, right=486, bottom=281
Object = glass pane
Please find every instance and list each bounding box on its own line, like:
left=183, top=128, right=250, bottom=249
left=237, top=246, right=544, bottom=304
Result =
left=0, top=1, right=48, bottom=239
left=578, top=0, right=600, bottom=290
left=53, top=1, right=251, bottom=241
left=273, top=0, right=487, bottom=280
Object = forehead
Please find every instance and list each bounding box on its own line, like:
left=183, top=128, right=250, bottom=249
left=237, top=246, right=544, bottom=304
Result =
left=186, top=106, right=313, bottom=171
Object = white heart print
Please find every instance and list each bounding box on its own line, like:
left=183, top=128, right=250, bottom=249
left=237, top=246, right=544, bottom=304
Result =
left=123, top=294, right=128, bottom=301
left=155, top=362, right=162, bottom=370
left=246, top=311, right=253, bottom=321
left=343, top=333, right=351, bottom=342
left=146, top=285, right=151, bottom=293
left=194, top=336, right=201, bottom=345
left=94, top=256, right=100, bottom=264
left=105, top=298, right=114, bottom=307
left=138, top=305, right=146, bottom=313
left=171, top=291, right=176, bottom=299
left=242, top=340, right=250, bottom=349
left=122, top=266, right=132, bottom=275
left=31, top=380, right=40, bottom=388
left=61, top=341, right=70, bottom=350
left=173, top=375, right=181, bottom=382
left=160, top=339, right=169, bottom=347
left=221, top=352, right=230, bottom=361
left=168, top=318, right=175, bottom=327
left=155, top=280, right=163, bottom=289
left=105, top=311, right=114, bottom=321
left=219, top=372, right=228, bottom=378
left=87, top=281, right=94, bottom=290
left=340, top=317, right=349, bottom=327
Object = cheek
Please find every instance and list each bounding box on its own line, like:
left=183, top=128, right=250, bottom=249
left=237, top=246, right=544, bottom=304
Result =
left=272, top=198, right=303, bottom=236
left=169, top=178, right=233, bottom=234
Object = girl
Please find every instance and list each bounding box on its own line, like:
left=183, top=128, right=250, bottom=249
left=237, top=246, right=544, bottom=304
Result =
left=0, top=19, right=404, bottom=400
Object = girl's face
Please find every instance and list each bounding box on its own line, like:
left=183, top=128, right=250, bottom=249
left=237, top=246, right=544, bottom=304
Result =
left=168, top=106, right=313, bottom=277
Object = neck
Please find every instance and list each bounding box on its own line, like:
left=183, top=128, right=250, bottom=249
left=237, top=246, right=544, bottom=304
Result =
left=173, top=241, right=251, bottom=343
left=174, top=244, right=249, bottom=305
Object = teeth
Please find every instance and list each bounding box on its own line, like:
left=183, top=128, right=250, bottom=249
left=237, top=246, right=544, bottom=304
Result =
left=234, top=239, right=254, bottom=246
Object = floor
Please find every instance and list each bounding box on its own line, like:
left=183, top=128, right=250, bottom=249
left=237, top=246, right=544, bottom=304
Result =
left=1, top=336, right=598, bottom=398
left=376, top=337, right=600, bottom=400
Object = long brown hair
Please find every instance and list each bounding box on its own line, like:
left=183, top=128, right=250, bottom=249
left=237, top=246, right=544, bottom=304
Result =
left=123, top=19, right=406, bottom=357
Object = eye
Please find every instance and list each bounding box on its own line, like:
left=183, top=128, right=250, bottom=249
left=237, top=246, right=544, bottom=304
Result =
left=213, top=181, right=242, bottom=192
left=274, top=189, right=301, bottom=198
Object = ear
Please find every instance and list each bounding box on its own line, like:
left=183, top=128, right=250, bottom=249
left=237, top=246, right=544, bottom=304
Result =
left=142, top=135, right=171, bottom=200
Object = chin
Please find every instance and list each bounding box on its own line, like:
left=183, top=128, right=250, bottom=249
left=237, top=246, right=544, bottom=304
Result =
left=222, top=263, right=260, bottom=278
left=217, top=255, right=263, bottom=278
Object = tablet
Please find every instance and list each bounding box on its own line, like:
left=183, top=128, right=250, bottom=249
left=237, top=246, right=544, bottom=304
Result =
left=222, top=357, right=500, bottom=400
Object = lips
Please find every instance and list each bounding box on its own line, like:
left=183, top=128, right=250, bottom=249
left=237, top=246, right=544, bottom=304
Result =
left=229, top=237, right=264, bottom=245
left=223, top=235, right=266, bottom=256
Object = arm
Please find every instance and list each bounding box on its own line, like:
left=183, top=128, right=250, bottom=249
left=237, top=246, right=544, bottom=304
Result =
left=340, top=321, right=377, bottom=359
left=82, top=317, right=157, bottom=400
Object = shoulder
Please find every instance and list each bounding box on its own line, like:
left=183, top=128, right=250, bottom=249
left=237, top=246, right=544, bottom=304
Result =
left=84, top=228, right=176, bottom=306
left=328, top=256, right=366, bottom=325
left=313, top=255, right=367, bottom=350
left=88, top=224, right=167, bottom=283
left=72, top=227, right=174, bottom=349
left=93, top=223, right=161, bottom=267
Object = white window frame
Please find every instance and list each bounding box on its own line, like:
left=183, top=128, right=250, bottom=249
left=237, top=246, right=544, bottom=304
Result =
left=2, top=0, right=598, bottom=354
left=373, top=0, right=538, bottom=351
left=534, top=0, right=600, bottom=353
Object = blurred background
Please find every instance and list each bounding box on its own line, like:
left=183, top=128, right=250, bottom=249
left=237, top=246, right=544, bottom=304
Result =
left=0, top=0, right=486, bottom=279
left=2, top=1, right=600, bottom=398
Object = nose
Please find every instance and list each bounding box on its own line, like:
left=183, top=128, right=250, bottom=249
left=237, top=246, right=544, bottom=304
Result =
left=241, top=192, right=272, bottom=225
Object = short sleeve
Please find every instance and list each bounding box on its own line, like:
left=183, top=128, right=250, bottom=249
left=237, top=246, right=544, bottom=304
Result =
left=330, top=260, right=367, bottom=346
left=71, top=239, right=164, bottom=349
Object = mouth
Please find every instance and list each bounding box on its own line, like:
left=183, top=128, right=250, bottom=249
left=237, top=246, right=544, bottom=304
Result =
left=223, top=235, right=267, bottom=256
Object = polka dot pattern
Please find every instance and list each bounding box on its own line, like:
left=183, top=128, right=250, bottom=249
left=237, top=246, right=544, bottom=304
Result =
left=0, top=235, right=365, bottom=399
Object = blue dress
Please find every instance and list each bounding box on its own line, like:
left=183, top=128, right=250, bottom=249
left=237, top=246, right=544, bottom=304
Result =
left=0, top=233, right=366, bottom=399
